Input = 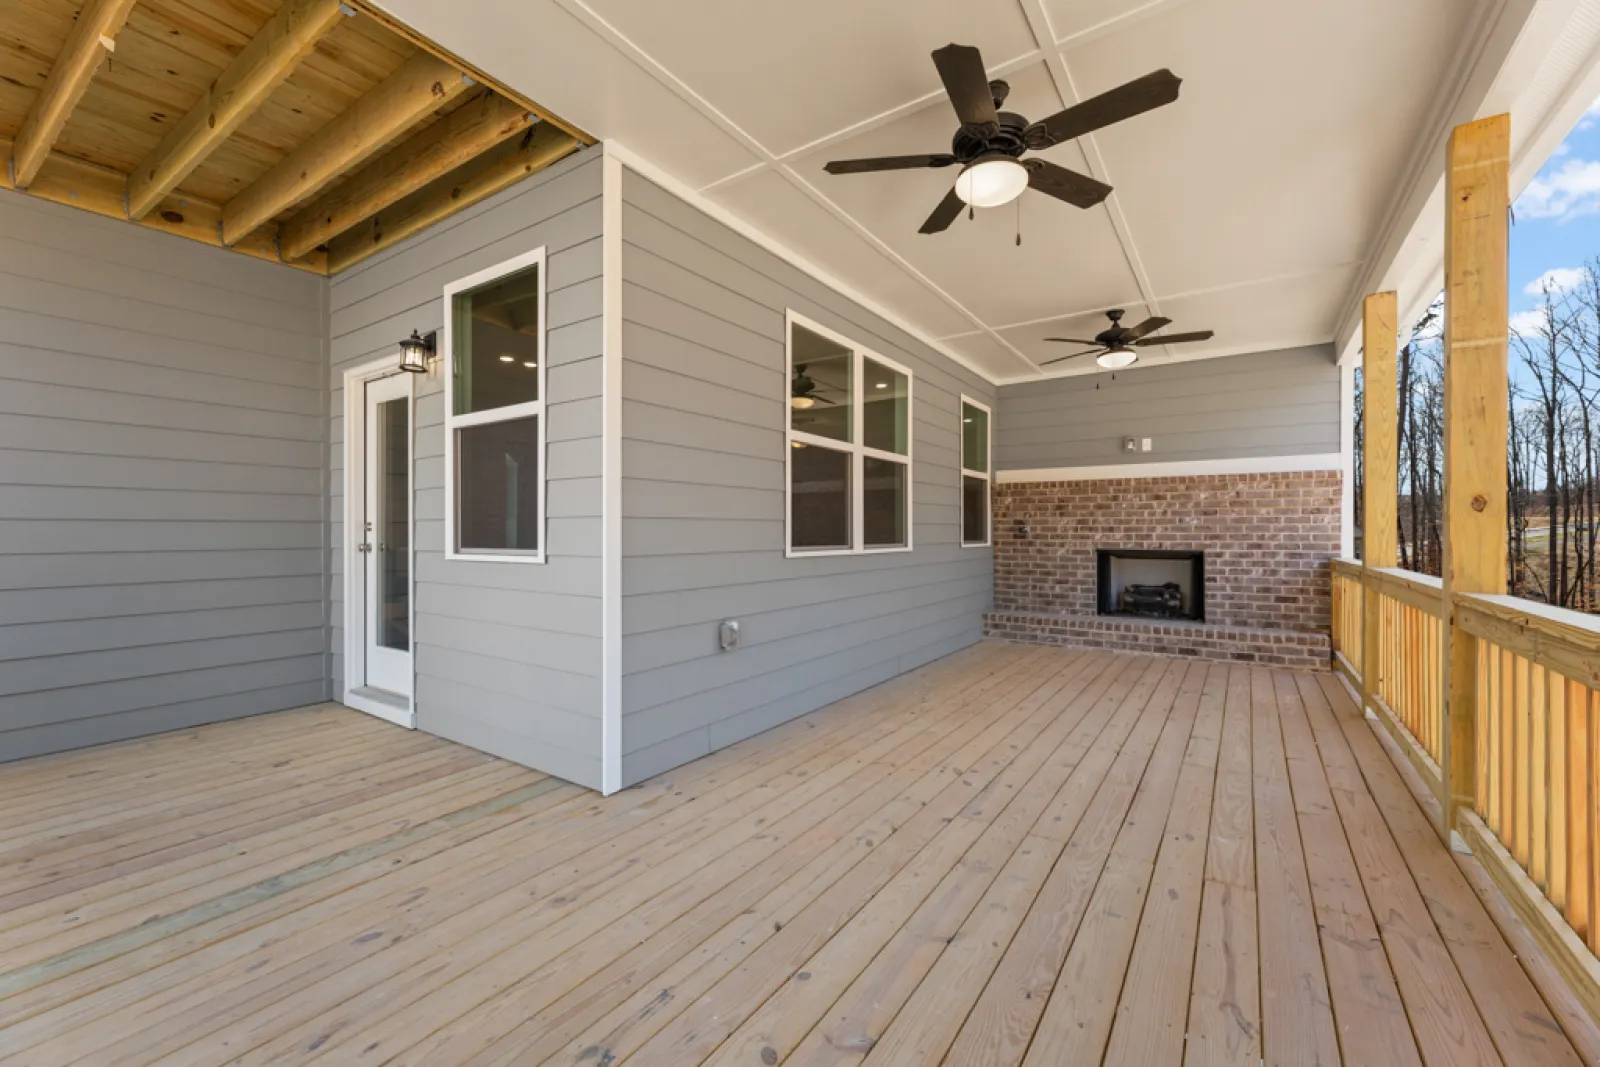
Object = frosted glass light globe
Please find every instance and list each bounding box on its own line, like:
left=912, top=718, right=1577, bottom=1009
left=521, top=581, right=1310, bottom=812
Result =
left=954, top=157, right=1028, bottom=208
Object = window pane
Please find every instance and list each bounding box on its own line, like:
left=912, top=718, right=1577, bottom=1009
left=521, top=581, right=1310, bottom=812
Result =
left=457, top=416, right=540, bottom=553
left=790, top=442, right=851, bottom=550
left=452, top=262, right=541, bottom=416
left=790, top=322, right=852, bottom=444
left=863, top=456, right=907, bottom=548
left=863, top=357, right=909, bottom=455
left=962, top=474, right=989, bottom=545
left=962, top=402, right=989, bottom=472
left=376, top=397, right=409, bottom=650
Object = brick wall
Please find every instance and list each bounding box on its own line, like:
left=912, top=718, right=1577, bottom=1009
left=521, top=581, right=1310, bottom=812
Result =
left=993, top=470, right=1341, bottom=634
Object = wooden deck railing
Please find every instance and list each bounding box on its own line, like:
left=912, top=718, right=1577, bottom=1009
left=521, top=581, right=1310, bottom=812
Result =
left=1331, top=560, right=1600, bottom=1015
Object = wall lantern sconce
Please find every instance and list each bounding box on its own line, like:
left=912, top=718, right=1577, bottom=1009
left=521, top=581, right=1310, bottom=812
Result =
left=398, top=329, right=436, bottom=374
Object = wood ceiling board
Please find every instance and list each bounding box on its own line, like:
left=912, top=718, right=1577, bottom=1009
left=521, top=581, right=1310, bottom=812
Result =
left=582, top=0, right=1039, bottom=157
left=12, top=0, right=141, bottom=188
left=50, top=3, right=258, bottom=175
left=791, top=60, right=1142, bottom=328
left=1061, top=0, right=1467, bottom=297
left=125, top=0, right=347, bottom=219
left=0, top=0, right=79, bottom=136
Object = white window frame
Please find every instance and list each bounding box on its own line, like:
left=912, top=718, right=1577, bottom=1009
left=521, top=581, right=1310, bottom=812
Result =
left=960, top=394, right=992, bottom=548
left=443, top=246, right=548, bottom=564
left=784, top=309, right=914, bottom=558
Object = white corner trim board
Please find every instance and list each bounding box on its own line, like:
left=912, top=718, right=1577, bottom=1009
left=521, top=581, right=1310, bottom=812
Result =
left=600, top=146, right=624, bottom=795
left=995, top=453, right=1344, bottom=484
left=602, top=140, right=998, bottom=388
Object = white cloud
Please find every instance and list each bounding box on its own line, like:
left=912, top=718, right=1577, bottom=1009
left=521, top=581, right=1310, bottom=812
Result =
left=1516, top=158, right=1600, bottom=222
left=1524, top=266, right=1590, bottom=295
left=1510, top=307, right=1552, bottom=337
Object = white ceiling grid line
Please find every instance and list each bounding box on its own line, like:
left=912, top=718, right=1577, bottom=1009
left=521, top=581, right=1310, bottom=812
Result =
left=550, top=0, right=1042, bottom=377
left=1017, top=0, right=1162, bottom=325
left=370, top=0, right=1593, bottom=383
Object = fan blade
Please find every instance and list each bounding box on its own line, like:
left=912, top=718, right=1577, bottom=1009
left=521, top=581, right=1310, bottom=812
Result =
left=1120, top=315, right=1172, bottom=342
left=1026, top=160, right=1113, bottom=209
left=1135, top=330, right=1215, bottom=346
left=825, top=154, right=956, bottom=174
left=1040, top=348, right=1104, bottom=366
left=931, top=44, right=999, bottom=134
left=919, top=187, right=966, bottom=234
left=1043, top=337, right=1103, bottom=345
left=1030, top=69, right=1181, bottom=147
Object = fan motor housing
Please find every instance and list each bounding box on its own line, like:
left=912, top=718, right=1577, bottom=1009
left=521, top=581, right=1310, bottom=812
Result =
left=952, top=111, right=1031, bottom=162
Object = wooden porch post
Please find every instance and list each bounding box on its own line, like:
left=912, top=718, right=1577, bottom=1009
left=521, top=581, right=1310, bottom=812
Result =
left=1361, top=292, right=1398, bottom=723
left=1440, top=114, right=1510, bottom=841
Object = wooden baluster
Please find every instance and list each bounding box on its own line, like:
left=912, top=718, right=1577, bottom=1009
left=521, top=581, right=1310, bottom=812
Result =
left=1531, top=661, right=1547, bottom=890
left=1515, top=653, right=1531, bottom=867
left=1570, top=678, right=1591, bottom=943
left=1477, top=638, right=1491, bottom=815
left=1550, top=670, right=1568, bottom=913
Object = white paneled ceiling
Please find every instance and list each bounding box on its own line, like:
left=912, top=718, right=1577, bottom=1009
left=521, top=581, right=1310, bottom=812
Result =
left=370, top=0, right=1592, bottom=382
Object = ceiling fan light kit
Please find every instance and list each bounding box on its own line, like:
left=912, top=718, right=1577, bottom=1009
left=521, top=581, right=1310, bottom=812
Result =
left=1097, top=347, right=1138, bottom=370
left=823, top=44, right=1180, bottom=235
left=954, top=155, right=1029, bottom=208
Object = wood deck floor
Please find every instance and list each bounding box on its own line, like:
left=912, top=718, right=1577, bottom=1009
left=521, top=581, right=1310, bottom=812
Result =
left=2, top=643, right=1597, bottom=1066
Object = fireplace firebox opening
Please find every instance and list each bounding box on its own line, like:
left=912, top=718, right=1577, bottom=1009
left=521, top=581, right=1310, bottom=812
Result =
left=1096, top=549, right=1205, bottom=622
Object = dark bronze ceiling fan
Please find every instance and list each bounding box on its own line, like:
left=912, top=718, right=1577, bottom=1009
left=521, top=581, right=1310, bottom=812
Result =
left=823, top=44, right=1181, bottom=235
left=1042, top=309, right=1214, bottom=369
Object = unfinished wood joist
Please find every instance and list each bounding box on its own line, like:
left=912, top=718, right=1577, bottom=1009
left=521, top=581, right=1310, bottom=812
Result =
left=0, top=0, right=591, bottom=275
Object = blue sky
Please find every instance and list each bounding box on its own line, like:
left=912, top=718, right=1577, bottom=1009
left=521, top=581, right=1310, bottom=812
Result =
left=1508, top=97, right=1600, bottom=336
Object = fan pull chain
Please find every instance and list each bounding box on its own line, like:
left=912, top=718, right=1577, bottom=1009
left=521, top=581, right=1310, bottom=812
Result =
left=968, top=204, right=975, bottom=222
left=1015, top=195, right=1021, bottom=247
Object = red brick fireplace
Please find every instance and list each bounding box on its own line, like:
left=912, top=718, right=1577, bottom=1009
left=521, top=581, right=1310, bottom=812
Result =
left=984, top=469, right=1340, bottom=669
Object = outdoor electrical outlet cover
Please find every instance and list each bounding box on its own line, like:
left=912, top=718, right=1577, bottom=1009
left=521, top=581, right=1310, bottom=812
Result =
left=719, top=619, right=741, bottom=651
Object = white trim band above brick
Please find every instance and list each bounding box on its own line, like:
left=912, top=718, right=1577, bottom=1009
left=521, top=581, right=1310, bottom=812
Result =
left=995, top=452, right=1344, bottom=484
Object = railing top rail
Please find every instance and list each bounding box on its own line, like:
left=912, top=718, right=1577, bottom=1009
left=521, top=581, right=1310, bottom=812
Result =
left=1454, top=592, right=1600, bottom=689
left=1331, top=558, right=1364, bottom=577
left=1369, top=566, right=1445, bottom=590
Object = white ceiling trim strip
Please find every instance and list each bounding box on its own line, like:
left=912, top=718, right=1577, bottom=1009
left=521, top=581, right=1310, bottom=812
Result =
left=604, top=141, right=1002, bottom=386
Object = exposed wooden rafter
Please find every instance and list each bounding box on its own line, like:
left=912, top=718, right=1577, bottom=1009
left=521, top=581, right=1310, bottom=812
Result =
left=221, top=52, right=469, bottom=247
left=125, top=0, right=346, bottom=220
left=328, top=123, right=580, bottom=273
left=280, top=90, right=534, bottom=261
left=10, top=0, right=138, bottom=189
left=0, top=134, right=325, bottom=273
left=0, top=0, right=589, bottom=274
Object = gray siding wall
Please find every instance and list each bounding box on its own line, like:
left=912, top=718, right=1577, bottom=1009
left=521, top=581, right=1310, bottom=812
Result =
left=995, top=345, right=1340, bottom=471
left=0, top=190, right=328, bottom=761
left=327, top=149, right=605, bottom=789
left=617, top=169, right=996, bottom=786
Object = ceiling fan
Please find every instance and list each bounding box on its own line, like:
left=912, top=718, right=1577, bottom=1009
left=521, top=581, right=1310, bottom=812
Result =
left=824, top=44, right=1181, bottom=234
left=790, top=364, right=837, bottom=409
left=1041, top=309, right=1214, bottom=369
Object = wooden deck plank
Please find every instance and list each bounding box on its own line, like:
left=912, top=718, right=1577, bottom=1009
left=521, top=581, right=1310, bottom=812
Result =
left=1248, top=666, right=1341, bottom=1066
left=1271, top=670, right=1421, bottom=1066
left=1307, top=671, right=1585, bottom=1066
left=0, top=643, right=1590, bottom=1067
left=456, top=655, right=1145, bottom=1067
left=1100, top=663, right=1227, bottom=1067
left=1184, top=664, right=1261, bottom=1067
left=11, top=647, right=1061, bottom=1066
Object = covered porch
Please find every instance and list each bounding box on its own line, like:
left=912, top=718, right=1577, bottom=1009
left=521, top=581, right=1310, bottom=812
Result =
left=1, top=641, right=1594, bottom=1066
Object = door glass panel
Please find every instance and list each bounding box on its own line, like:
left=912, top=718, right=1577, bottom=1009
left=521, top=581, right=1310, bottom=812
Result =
left=376, top=396, right=409, bottom=651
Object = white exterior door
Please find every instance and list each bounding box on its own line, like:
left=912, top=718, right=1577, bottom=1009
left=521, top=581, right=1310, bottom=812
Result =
left=358, top=372, right=413, bottom=702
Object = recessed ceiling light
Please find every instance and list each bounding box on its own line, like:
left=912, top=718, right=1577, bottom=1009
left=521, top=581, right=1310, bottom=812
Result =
left=499, top=355, right=514, bottom=363
left=875, top=382, right=887, bottom=389
left=964, top=418, right=973, bottom=423
left=791, top=441, right=804, bottom=449
left=523, top=361, right=537, bottom=368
